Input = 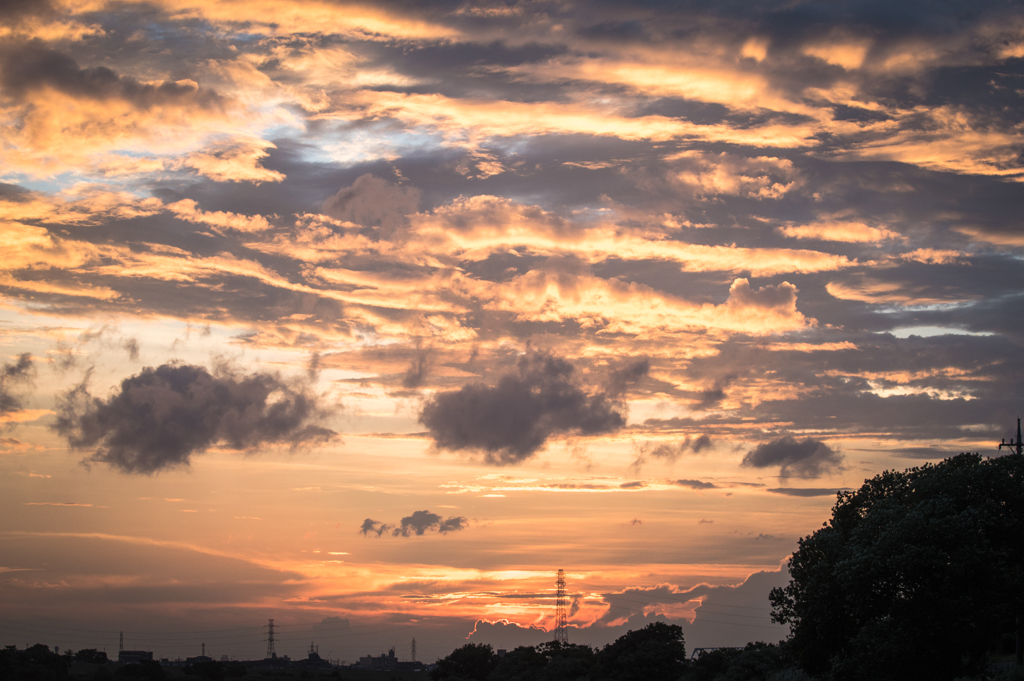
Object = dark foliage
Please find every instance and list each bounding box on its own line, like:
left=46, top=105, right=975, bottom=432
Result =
left=0, top=644, right=70, bottom=680
left=489, top=645, right=548, bottom=681
left=74, top=650, right=109, bottom=664
left=680, top=642, right=801, bottom=681
left=434, top=625, right=679, bottom=681
left=431, top=643, right=500, bottom=681
left=680, top=647, right=743, bottom=681
left=770, top=453, right=1024, bottom=681
left=184, top=660, right=226, bottom=680
left=536, top=642, right=596, bottom=681
left=487, top=642, right=597, bottom=681
left=595, top=622, right=687, bottom=681
left=115, top=660, right=164, bottom=680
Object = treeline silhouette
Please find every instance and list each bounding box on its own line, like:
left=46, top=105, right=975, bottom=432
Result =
left=7, top=453, right=1024, bottom=681
left=431, top=627, right=808, bottom=681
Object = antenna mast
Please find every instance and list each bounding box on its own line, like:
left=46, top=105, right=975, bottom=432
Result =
left=554, top=569, right=568, bottom=644
left=119, top=632, right=123, bottom=653
left=411, top=638, right=416, bottom=662
left=265, top=619, right=276, bottom=659
left=1000, top=417, right=1023, bottom=456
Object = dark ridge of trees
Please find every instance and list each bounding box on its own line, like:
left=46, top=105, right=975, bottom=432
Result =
left=0, top=644, right=70, bottom=681
left=75, top=649, right=109, bottom=664
left=432, top=624, right=803, bottom=681
left=115, top=659, right=165, bottom=680
left=771, top=452, right=1024, bottom=681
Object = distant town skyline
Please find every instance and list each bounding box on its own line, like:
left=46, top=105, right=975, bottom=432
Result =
left=2, top=0, right=1023, bottom=663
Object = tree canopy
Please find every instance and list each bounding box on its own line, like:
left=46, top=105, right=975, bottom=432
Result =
left=433, top=622, right=687, bottom=681
left=770, top=452, right=1024, bottom=681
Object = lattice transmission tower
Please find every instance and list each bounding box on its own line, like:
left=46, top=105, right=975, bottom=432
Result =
left=265, top=619, right=276, bottom=659
left=554, top=569, right=568, bottom=644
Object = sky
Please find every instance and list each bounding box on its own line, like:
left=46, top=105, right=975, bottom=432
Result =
left=2, top=0, right=1024, bottom=665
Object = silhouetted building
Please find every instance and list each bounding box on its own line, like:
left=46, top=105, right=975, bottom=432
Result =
left=118, top=651, right=153, bottom=664
left=358, top=647, right=397, bottom=671
left=296, top=642, right=332, bottom=669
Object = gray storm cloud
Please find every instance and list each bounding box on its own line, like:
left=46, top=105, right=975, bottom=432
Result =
left=420, top=351, right=646, bottom=465
left=54, top=362, right=335, bottom=474
left=0, top=353, right=33, bottom=418
left=359, top=510, right=468, bottom=537
left=742, top=435, right=843, bottom=479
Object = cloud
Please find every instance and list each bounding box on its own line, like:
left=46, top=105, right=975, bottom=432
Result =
left=0, top=353, right=34, bottom=419
left=402, top=340, right=432, bottom=389
left=778, top=221, right=902, bottom=243
left=672, top=151, right=800, bottom=199
left=631, top=434, right=712, bottom=471
left=0, top=40, right=223, bottom=109
left=53, top=362, right=335, bottom=474
left=359, top=519, right=392, bottom=537
left=179, top=136, right=284, bottom=184
left=420, top=351, right=630, bottom=464
left=359, top=510, right=468, bottom=537
left=0, top=40, right=236, bottom=175
left=742, top=436, right=843, bottom=479
left=166, top=198, right=273, bottom=233
left=671, top=479, right=718, bottom=490
left=767, top=487, right=847, bottom=497
left=323, top=174, right=421, bottom=237
left=605, top=358, right=650, bottom=397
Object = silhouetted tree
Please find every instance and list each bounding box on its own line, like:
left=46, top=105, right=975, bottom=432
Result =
left=432, top=643, right=499, bottom=681
left=595, top=622, right=687, bottom=681
left=183, top=660, right=223, bottom=681
left=0, top=644, right=70, bottom=680
left=536, top=641, right=595, bottom=681
left=489, top=645, right=548, bottom=681
left=74, top=649, right=109, bottom=664
left=115, top=660, right=164, bottom=681
left=771, top=453, right=1024, bottom=681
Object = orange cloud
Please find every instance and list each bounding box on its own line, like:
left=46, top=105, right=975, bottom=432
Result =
left=486, top=272, right=809, bottom=336
left=803, top=36, right=872, bottom=70
left=0, top=409, right=54, bottom=424
left=178, top=136, right=285, bottom=184
left=412, top=196, right=854, bottom=276
left=826, top=276, right=978, bottom=306
left=671, top=152, right=800, bottom=199
left=778, top=221, right=902, bottom=243
left=147, top=0, right=458, bottom=40
left=833, top=106, right=1024, bottom=178
left=954, top=227, right=1024, bottom=247
left=167, top=199, right=274, bottom=233
left=346, top=91, right=818, bottom=149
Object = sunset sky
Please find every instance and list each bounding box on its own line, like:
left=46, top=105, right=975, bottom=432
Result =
left=3, top=0, right=1024, bottom=665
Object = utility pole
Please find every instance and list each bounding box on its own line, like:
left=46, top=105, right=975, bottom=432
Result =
left=119, top=632, right=123, bottom=654
left=999, top=417, right=1023, bottom=667
left=1000, top=417, right=1023, bottom=456
left=554, top=569, right=568, bottom=644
